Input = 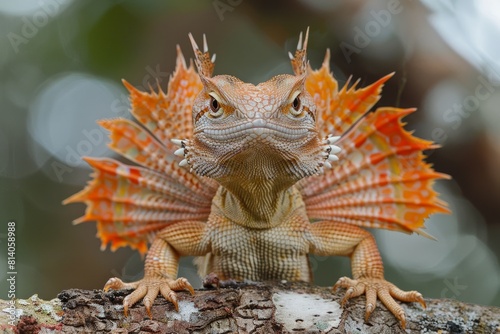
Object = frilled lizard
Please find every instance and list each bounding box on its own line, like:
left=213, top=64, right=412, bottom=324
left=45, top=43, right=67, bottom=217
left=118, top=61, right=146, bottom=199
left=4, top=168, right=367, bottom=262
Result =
left=65, top=29, right=449, bottom=328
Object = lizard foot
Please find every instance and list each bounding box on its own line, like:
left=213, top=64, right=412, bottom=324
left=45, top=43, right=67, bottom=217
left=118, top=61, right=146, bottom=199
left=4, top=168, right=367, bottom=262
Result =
left=104, top=276, right=195, bottom=317
left=333, top=276, right=426, bottom=328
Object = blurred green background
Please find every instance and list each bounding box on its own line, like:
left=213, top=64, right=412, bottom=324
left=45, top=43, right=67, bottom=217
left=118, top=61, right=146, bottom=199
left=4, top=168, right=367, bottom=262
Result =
left=1, top=0, right=499, bottom=308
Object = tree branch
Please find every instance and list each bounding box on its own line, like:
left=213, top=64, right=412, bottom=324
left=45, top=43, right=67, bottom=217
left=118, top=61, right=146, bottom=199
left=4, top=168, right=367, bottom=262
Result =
left=1, top=282, right=499, bottom=333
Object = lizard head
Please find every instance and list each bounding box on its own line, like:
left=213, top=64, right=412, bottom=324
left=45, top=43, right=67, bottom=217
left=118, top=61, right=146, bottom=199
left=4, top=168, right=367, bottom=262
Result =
left=173, top=30, right=340, bottom=188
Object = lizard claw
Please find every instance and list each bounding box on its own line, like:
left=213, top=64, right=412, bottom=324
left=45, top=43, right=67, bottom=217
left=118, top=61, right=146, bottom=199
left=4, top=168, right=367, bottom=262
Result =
left=104, top=276, right=195, bottom=318
left=104, top=277, right=139, bottom=291
left=333, top=276, right=425, bottom=329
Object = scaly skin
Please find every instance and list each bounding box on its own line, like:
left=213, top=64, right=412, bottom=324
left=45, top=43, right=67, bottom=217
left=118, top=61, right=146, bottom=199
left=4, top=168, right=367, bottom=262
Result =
left=65, top=29, right=449, bottom=328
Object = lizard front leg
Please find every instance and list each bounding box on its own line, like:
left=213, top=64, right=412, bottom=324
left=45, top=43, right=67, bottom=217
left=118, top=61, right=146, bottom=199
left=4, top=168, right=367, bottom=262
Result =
left=308, top=221, right=425, bottom=328
left=104, top=221, right=210, bottom=317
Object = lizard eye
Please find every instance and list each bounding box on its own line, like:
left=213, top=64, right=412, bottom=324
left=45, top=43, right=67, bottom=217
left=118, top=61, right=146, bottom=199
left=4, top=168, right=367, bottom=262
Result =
left=208, top=93, right=224, bottom=118
left=290, top=93, right=303, bottom=116
left=292, top=96, right=301, bottom=110
left=210, top=96, right=219, bottom=112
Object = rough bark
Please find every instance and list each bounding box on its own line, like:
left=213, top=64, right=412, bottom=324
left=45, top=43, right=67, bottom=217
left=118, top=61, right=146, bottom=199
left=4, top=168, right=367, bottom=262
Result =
left=1, top=282, right=499, bottom=333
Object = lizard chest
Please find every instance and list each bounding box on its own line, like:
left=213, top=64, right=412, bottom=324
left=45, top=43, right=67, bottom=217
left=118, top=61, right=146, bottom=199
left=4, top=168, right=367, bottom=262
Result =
left=206, top=214, right=312, bottom=281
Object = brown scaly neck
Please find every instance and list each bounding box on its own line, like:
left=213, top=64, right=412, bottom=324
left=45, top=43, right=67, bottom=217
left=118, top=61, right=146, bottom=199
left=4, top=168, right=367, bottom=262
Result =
left=212, top=177, right=305, bottom=229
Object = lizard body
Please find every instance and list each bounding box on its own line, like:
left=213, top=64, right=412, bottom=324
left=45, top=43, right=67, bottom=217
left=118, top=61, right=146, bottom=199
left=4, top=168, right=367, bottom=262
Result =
left=65, top=29, right=450, bottom=328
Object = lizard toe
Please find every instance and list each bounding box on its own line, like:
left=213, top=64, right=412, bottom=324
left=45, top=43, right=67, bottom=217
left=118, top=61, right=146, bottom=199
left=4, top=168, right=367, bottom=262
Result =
left=160, top=285, right=179, bottom=311
left=123, top=284, right=148, bottom=316
left=106, top=276, right=194, bottom=317
left=377, top=285, right=406, bottom=327
left=333, top=276, right=365, bottom=306
left=364, top=285, right=377, bottom=321
left=168, top=277, right=195, bottom=295
left=332, top=276, right=356, bottom=292
left=333, top=276, right=423, bottom=329
left=104, top=277, right=138, bottom=291
left=142, top=284, right=160, bottom=318
left=389, top=285, right=426, bottom=308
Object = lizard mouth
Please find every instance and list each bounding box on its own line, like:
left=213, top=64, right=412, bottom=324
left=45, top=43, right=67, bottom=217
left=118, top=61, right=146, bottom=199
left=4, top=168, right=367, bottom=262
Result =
left=201, top=119, right=311, bottom=141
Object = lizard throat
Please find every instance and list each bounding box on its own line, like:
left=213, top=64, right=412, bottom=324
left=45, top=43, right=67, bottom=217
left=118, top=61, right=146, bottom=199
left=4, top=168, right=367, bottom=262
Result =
left=212, top=184, right=306, bottom=229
